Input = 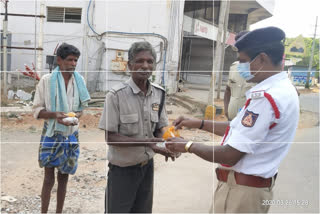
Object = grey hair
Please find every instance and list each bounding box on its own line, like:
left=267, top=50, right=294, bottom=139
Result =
left=128, top=41, right=157, bottom=64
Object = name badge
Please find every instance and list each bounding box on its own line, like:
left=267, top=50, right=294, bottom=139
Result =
left=251, top=91, right=264, bottom=99
left=152, top=103, right=159, bottom=111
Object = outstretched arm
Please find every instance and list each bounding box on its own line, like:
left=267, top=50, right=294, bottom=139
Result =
left=166, top=139, right=245, bottom=165
left=173, top=116, right=229, bottom=136
left=106, top=130, right=175, bottom=161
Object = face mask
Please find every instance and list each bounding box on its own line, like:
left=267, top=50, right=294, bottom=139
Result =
left=237, top=55, right=262, bottom=81
left=237, top=62, right=254, bottom=80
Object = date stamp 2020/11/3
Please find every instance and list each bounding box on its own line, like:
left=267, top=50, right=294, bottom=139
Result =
left=262, top=199, right=309, bottom=207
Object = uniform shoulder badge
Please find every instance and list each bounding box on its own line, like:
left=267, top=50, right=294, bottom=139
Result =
left=151, top=82, right=165, bottom=91
left=241, top=110, right=259, bottom=127
left=110, top=82, right=127, bottom=93
left=251, top=90, right=264, bottom=99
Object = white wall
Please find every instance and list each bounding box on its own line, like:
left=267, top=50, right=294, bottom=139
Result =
left=104, top=0, right=185, bottom=93
left=5, top=0, right=106, bottom=81
left=3, top=0, right=184, bottom=93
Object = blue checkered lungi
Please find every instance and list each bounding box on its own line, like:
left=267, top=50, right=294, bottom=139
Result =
left=38, top=122, right=80, bottom=174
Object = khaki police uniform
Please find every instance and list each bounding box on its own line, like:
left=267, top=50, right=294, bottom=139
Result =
left=99, top=77, right=168, bottom=213
left=227, top=62, right=256, bottom=120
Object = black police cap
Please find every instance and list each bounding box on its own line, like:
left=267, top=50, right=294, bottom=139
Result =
left=234, top=26, right=286, bottom=52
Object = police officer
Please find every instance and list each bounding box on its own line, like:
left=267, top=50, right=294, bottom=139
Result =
left=224, top=31, right=256, bottom=121
left=99, top=41, right=175, bottom=213
left=166, top=27, right=300, bottom=213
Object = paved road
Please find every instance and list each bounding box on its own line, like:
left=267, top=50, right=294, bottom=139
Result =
left=299, top=93, right=319, bottom=113
left=269, top=126, right=319, bottom=213
left=270, top=91, right=319, bottom=214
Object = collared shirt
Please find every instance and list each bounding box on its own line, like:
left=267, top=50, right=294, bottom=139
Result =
left=98, top=77, right=169, bottom=167
left=32, top=73, right=81, bottom=136
left=223, top=72, right=300, bottom=178
left=227, top=62, right=256, bottom=120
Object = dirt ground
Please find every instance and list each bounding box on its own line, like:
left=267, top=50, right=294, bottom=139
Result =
left=1, top=103, right=214, bottom=213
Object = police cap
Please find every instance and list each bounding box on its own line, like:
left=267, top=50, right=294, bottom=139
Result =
left=234, top=26, right=286, bottom=53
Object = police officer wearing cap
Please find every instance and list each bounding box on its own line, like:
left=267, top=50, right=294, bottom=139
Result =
left=99, top=41, right=175, bottom=213
left=165, top=27, right=300, bottom=213
left=225, top=31, right=257, bottom=121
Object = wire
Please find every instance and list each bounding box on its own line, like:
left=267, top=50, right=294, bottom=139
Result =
left=43, top=37, right=82, bottom=44
left=86, top=0, right=168, bottom=49
left=86, top=0, right=168, bottom=85
left=106, top=37, right=146, bottom=44
left=87, top=0, right=99, bottom=35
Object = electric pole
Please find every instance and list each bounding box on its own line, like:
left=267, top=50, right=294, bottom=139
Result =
left=306, top=16, right=318, bottom=89
left=2, top=0, right=8, bottom=96
left=36, top=0, right=45, bottom=78
left=211, top=0, right=230, bottom=101
left=205, top=0, right=230, bottom=120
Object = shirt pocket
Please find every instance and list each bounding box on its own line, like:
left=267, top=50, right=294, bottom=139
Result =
left=119, top=113, right=139, bottom=136
left=150, top=112, right=159, bottom=133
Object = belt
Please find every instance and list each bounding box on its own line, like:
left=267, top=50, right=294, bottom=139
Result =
left=139, top=159, right=149, bottom=167
left=109, top=159, right=152, bottom=168
left=131, top=159, right=151, bottom=168
left=215, top=168, right=277, bottom=188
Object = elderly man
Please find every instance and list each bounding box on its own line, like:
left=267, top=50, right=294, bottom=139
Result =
left=33, top=43, right=90, bottom=213
left=99, top=41, right=174, bottom=213
left=166, top=27, right=300, bottom=213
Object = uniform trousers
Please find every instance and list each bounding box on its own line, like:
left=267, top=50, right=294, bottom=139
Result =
left=214, top=170, right=276, bottom=213
left=105, top=158, right=154, bottom=213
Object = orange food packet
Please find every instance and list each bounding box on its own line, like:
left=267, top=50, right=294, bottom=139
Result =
left=162, top=126, right=180, bottom=140
left=66, top=112, right=76, bottom=117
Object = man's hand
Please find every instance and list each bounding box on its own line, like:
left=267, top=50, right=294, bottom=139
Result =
left=149, top=143, right=176, bottom=162
left=165, top=137, right=188, bottom=153
left=55, top=112, right=67, bottom=120
left=175, top=116, right=216, bottom=133
left=173, top=116, right=201, bottom=130
left=173, top=116, right=190, bottom=129
left=56, top=112, right=78, bottom=126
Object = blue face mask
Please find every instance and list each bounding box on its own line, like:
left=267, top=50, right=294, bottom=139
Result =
left=237, top=62, right=255, bottom=81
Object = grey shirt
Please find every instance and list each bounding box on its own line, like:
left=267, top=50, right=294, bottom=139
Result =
left=99, top=77, right=169, bottom=167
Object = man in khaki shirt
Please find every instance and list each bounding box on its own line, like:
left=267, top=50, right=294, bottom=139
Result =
left=99, top=41, right=174, bottom=213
